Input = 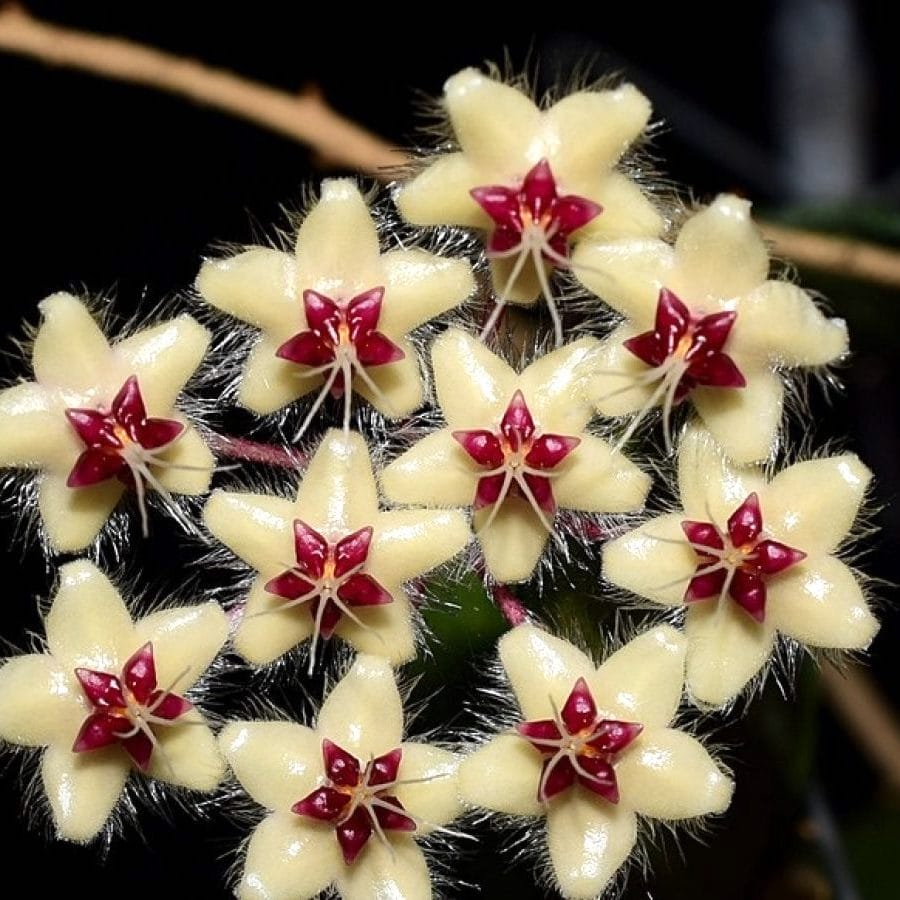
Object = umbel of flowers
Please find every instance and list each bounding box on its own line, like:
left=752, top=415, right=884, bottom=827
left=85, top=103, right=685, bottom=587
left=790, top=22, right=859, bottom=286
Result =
left=0, top=60, right=883, bottom=900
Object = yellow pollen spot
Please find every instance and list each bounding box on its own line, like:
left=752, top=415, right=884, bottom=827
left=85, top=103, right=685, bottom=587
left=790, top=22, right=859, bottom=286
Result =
left=113, top=424, right=132, bottom=446
left=674, top=333, right=694, bottom=359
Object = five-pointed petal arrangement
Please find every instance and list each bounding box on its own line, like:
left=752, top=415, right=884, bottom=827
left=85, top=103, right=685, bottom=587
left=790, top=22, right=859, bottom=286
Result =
left=396, top=67, right=661, bottom=341
left=0, top=293, right=214, bottom=550
left=572, top=194, right=849, bottom=462
left=196, top=178, right=473, bottom=434
left=219, top=654, right=465, bottom=900
left=381, top=328, right=650, bottom=583
left=204, top=429, right=469, bottom=669
left=603, top=426, right=880, bottom=707
left=0, top=560, right=228, bottom=842
left=459, top=624, right=733, bottom=899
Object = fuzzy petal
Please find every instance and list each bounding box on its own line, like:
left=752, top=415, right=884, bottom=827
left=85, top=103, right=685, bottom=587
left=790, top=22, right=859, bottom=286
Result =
left=133, top=602, right=228, bottom=692
left=316, top=655, right=403, bottom=758
left=395, top=743, right=462, bottom=831
left=575, top=172, right=664, bottom=242
left=475, top=498, right=549, bottom=584
left=685, top=601, right=776, bottom=707
left=590, top=626, right=686, bottom=728
left=336, top=836, right=432, bottom=900
left=396, top=152, right=487, bottom=227
left=673, top=195, right=768, bottom=301
left=546, top=794, right=637, bottom=900
left=603, top=513, right=696, bottom=607
left=0, top=382, right=76, bottom=469
left=233, top=575, right=315, bottom=665
left=39, top=471, right=124, bottom=553
left=239, top=811, right=340, bottom=900
left=586, top=324, right=666, bottom=417
left=352, top=336, right=424, bottom=420
left=334, top=587, right=416, bottom=664
left=41, top=744, right=129, bottom=843
left=196, top=247, right=298, bottom=336
left=45, top=560, right=133, bottom=673
left=432, top=328, right=517, bottom=428
left=616, top=728, right=733, bottom=819
left=147, top=713, right=224, bottom=791
left=488, top=253, right=544, bottom=305
left=458, top=733, right=543, bottom=816
left=763, top=455, right=871, bottom=555
left=238, top=334, right=319, bottom=415
left=32, top=294, right=111, bottom=397
left=552, top=435, right=649, bottom=513
left=767, top=556, right=878, bottom=649
left=151, top=423, right=213, bottom=495
left=220, top=721, right=321, bottom=812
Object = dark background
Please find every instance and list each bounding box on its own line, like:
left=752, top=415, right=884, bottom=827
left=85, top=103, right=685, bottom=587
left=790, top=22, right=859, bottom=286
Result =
left=1, top=2, right=898, bottom=898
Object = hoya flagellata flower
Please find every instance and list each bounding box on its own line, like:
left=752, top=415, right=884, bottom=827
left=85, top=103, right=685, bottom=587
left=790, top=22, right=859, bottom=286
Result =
left=0, top=293, right=215, bottom=551
left=459, top=623, right=733, bottom=899
left=572, top=194, right=849, bottom=461
left=603, top=426, right=879, bottom=707
left=196, top=178, right=474, bottom=438
left=219, top=654, right=466, bottom=900
left=0, top=560, right=229, bottom=842
left=396, top=67, right=662, bottom=345
left=204, top=429, right=469, bottom=671
left=381, top=328, right=650, bottom=583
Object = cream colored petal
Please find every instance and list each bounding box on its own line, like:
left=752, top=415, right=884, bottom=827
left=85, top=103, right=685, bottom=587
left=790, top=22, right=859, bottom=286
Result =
left=196, top=247, right=298, bottom=335
left=767, top=556, right=878, bottom=649
left=45, top=560, right=133, bottom=673
left=380, top=249, right=474, bottom=335
left=590, top=626, right=686, bottom=728
left=0, top=382, right=75, bottom=469
left=475, top=498, right=549, bottom=584
left=602, top=513, right=695, bottom=607
left=685, top=601, right=776, bottom=707
left=396, top=743, right=463, bottom=831
left=574, top=173, right=664, bottom=242
left=547, top=84, right=652, bottom=177
left=432, top=328, right=517, bottom=428
left=148, top=713, right=224, bottom=791
left=553, top=435, right=650, bottom=513
left=152, top=423, right=213, bottom=495
left=368, top=509, right=470, bottom=584
left=443, top=67, right=539, bottom=169
left=0, top=655, right=83, bottom=746
left=233, top=576, right=314, bottom=666
left=763, top=455, right=871, bottom=555
left=203, top=489, right=294, bottom=574
left=692, top=366, right=784, bottom=465
left=336, top=836, right=432, bottom=900
left=616, top=728, right=733, bottom=819
left=39, top=473, right=124, bottom=553
left=570, top=238, right=672, bottom=324
left=294, top=179, right=382, bottom=293
left=219, top=721, right=322, bottom=812
left=546, top=794, right=637, bottom=900
left=353, top=337, right=424, bottom=420
left=498, top=623, right=595, bottom=720
left=395, top=152, right=488, bottom=228
left=114, top=315, right=210, bottom=411
left=316, top=655, right=403, bottom=759
left=239, top=813, right=339, bottom=900
left=41, top=744, right=129, bottom=843
left=296, top=430, right=379, bottom=535
left=520, top=337, right=599, bottom=433
left=731, top=281, right=848, bottom=366
left=458, top=733, right=543, bottom=816
left=488, top=253, right=545, bottom=305
left=133, top=601, right=229, bottom=692
left=238, top=334, right=319, bottom=415
left=32, top=294, right=111, bottom=397
left=380, top=430, right=477, bottom=508
left=674, top=195, right=768, bottom=301
left=587, top=325, right=661, bottom=417
left=677, top=424, right=768, bottom=522
left=333, top=587, right=417, bottom=665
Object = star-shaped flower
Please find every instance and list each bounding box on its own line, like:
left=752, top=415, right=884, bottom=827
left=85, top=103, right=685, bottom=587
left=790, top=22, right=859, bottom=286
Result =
left=381, top=329, right=650, bottom=583
left=572, top=194, right=849, bottom=462
left=196, top=179, right=473, bottom=433
left=603, top=426, right=879, bottom=707
left=396, top=68, right=661, bottom=342
left=0, top=560, right=228, bottom=842
left=219, top=654, right=465, bottom=900
left=0, top=293, right=214, bottom=551
left=459, top=624, right=733, bottom=899
left=203, top=429, right=469, bottom=669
